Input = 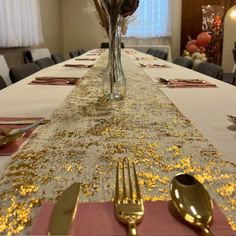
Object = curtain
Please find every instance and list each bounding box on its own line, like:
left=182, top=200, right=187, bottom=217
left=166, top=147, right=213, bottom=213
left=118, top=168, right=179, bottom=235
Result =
left=0, top=0, right=44, bottom=47
left=125, top=0, right=171, bottom=38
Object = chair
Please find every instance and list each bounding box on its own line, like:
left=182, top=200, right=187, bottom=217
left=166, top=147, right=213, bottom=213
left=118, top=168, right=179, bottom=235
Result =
left=77, top=49, right=86, bottom=56
left=0, top=55, right=12, bottom=86
left=35, top=57, right=55, bottom=69
left=146, top=48, right=155, bottom=56
left=173, top=57, right=193, bottom=69
left=9, top=63, right=41, bottom=83
left=153, top=49, right=168, bottom=60
left=51, top=53, right=65, bottom=64
left=195, top=62, right=223, bottom=80
left=232, top=69, right=236, bottom=85
left=69, top=51, right=79, bottom=58
left=0, top=75, right=7, bottom=90
left=24, top=48, right=51, bottom=63
left=100, top=42, right=125, bottom=49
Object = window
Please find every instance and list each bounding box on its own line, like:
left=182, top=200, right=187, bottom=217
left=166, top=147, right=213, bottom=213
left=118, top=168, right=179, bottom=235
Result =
left=0, top=0, right=44, bottom=47
left=125, top=0, right=171, bottom=38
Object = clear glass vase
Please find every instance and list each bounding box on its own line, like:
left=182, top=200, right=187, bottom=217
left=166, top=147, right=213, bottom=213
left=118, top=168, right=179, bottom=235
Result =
left=102, top=8, right=126, bottom=100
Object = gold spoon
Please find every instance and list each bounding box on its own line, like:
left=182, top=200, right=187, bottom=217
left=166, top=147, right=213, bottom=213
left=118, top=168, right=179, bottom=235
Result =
left=170, top=173, right=214, bottom=236
left=0, top=118, right=46, bottom=146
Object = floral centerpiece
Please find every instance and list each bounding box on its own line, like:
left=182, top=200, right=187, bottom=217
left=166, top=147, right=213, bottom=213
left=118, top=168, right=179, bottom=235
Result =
left=93, top=0, right=139, bottom=100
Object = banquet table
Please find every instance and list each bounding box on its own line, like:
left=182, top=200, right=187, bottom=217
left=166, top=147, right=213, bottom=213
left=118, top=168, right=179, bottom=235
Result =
left=0, top=49, right=235, bottom=235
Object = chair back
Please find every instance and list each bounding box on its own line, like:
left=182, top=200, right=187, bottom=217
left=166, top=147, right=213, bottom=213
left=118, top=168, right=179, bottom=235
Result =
left=78, top=49, right=86, bottom=55
left=0, top=55, right=12, bottom=86
left=195, top=62, right=223, bottom=80
left=153, top=49, right=168, bottom=60
left=24, top=48, right=51, bottom=62
left=232, top=48, right=236, bottom=63
left=51, top=53, right=65, bottom=64
left=101, top=42, right=109, bottom=48
left=69, top=51, right=79, bottom=58
left=173, top=57, right=193, bottom=69
left=9, top=63, right=40, bottom=83
left=35, top=57, right=55, bottom=69
left=0, top=75, right=7, bottom=90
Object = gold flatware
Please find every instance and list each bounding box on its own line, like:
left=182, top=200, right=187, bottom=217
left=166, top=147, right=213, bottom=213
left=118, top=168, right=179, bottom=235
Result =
left=227, top=115, right=236, bottom=125
left=170, top=173, right=214, bottom=236
left=0, top=118, right=46, bottom=146
left=48, top=183, right=80, bottom=236
left=114, top=161, right=144, bottom=236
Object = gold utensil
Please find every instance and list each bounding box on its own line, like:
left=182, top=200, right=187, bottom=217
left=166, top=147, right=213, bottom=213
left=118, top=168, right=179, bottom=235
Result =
left=170, top=173, right=214, bottom=236
left=0, top=118, right=46, bottom=146
left=48, top=183, right=80, bottom=236
left=114, top=161, right=144, bottom=236
left=227, top=115, right=236, bottom=125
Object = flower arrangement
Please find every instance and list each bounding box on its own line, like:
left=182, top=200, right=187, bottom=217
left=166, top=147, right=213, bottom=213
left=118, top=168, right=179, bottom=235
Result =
left=93, top=0, right=139, bottom=36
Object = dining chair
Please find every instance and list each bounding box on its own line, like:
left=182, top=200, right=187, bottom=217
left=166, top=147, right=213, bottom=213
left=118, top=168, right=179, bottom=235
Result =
left=9, top=63, right=41, bottom=83
left=0, top=55, right=12, bottom=86
left=69, top=51, right=79, bottom=58
left=195, top=62, right=224, bottom=80
left=153, top=49, right=168, bottom=60
left=232, top=69, right=236, bottom=85
left=77, top=49, right=86, bottom=56
left=24, top=48, right=51, bottom=63
left=0, top=75, right=7, bottom=90
left=35, top=57, right=55, bottom=69
left=146, top=48, right=155, bottom=56
left=51, top=53, right=65, bottom=64
left=100, top=42, right=109, bottom=48
left=173, top=57, right=193, bottom=69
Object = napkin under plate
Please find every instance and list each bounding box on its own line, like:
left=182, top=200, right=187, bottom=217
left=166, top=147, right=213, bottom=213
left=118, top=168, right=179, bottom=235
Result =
left=30, top=201, right=234, bottom=236
left=29, top=77, right=79, bottom=86
left=64, top=64, right=93, bottom=68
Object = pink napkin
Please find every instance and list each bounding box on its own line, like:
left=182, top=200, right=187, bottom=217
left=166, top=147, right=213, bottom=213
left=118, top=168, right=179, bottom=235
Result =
left=167, top=80, right=217, bottom=88
left=29, top=77, right=78, bottom=86
left=64, top=64, right=93, bottom=68
left=0, top=117, right=43, bottom=156
left=30, top=201, right=234, bottom=236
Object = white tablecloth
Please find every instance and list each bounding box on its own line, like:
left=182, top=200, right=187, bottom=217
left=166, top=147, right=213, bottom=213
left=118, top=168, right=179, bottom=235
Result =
left=0, top=49, right=235, bottom=178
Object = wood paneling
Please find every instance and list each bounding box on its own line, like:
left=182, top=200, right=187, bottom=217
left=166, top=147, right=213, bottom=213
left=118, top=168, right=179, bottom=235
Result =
left=181, top=0, right=236, bottom=55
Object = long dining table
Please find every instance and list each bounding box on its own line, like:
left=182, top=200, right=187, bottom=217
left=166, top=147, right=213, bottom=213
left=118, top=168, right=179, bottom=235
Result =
left=0, top=49, right=235, bottom=235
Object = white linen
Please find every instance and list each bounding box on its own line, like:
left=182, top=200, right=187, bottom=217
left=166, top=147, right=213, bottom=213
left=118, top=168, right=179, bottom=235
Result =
left=0, top=49, right=235, bottom=179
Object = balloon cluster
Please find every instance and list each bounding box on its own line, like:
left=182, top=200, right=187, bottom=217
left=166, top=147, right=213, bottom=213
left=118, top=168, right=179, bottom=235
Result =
left=183, top=32, right=211, bottom=68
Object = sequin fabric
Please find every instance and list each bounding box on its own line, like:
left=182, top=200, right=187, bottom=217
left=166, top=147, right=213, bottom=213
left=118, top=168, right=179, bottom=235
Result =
left=0, top=52, right=235, bottom=235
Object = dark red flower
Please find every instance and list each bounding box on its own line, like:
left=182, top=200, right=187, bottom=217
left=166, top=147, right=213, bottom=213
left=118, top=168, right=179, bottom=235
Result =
left=120, top=0, right=139, bottom=17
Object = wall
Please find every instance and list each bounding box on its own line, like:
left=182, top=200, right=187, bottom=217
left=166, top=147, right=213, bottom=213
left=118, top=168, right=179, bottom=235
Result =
left=222, top=5, right=236, bottom=72
left=62, top=0, right=182, bottom=60
left=0, top=0, right=63, bottom=67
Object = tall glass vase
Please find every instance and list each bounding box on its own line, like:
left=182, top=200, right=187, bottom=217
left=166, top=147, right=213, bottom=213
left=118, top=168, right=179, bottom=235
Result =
left=101, top=2, right=126, bottom=101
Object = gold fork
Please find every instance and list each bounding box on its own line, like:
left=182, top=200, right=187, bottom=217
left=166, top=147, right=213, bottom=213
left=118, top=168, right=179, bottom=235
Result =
left=114, top=161, right=144, bottom=236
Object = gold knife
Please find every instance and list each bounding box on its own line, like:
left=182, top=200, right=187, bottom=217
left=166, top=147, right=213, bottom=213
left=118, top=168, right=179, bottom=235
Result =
left=48, top=183, right=80, bottom=236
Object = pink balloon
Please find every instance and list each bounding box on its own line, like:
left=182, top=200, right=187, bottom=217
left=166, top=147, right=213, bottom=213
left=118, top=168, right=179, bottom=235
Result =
left=199, top=46, right=206, bottom=53
left=186, top=43, right=198, bottom=54
left=197, top=32, right=211, bottom=46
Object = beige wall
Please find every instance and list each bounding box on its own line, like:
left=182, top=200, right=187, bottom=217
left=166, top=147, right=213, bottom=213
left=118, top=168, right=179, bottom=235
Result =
left=39, top=0, right=63, bottom=54
left=222, top=5, right=236, bottom=72
left=62, top=0, right=182, bottom=60
left=62, top=0, right=105, bottom=59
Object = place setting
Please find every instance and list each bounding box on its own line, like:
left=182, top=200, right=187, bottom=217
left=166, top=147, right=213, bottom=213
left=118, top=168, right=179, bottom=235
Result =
left=139, top=63, right=172, bottom=68
left=63, top=63, right=94, bottom=68
left=30, top=161, right=234, bottom=236
left=155, top=77, right=217, bottom=88
left=29, top=76, right=81, bottom=86
left=0, top=117, right=49, bottom=156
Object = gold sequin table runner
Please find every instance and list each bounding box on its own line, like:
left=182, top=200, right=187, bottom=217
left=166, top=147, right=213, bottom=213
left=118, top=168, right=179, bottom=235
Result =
left=0, top=52, right=235, bottom=234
